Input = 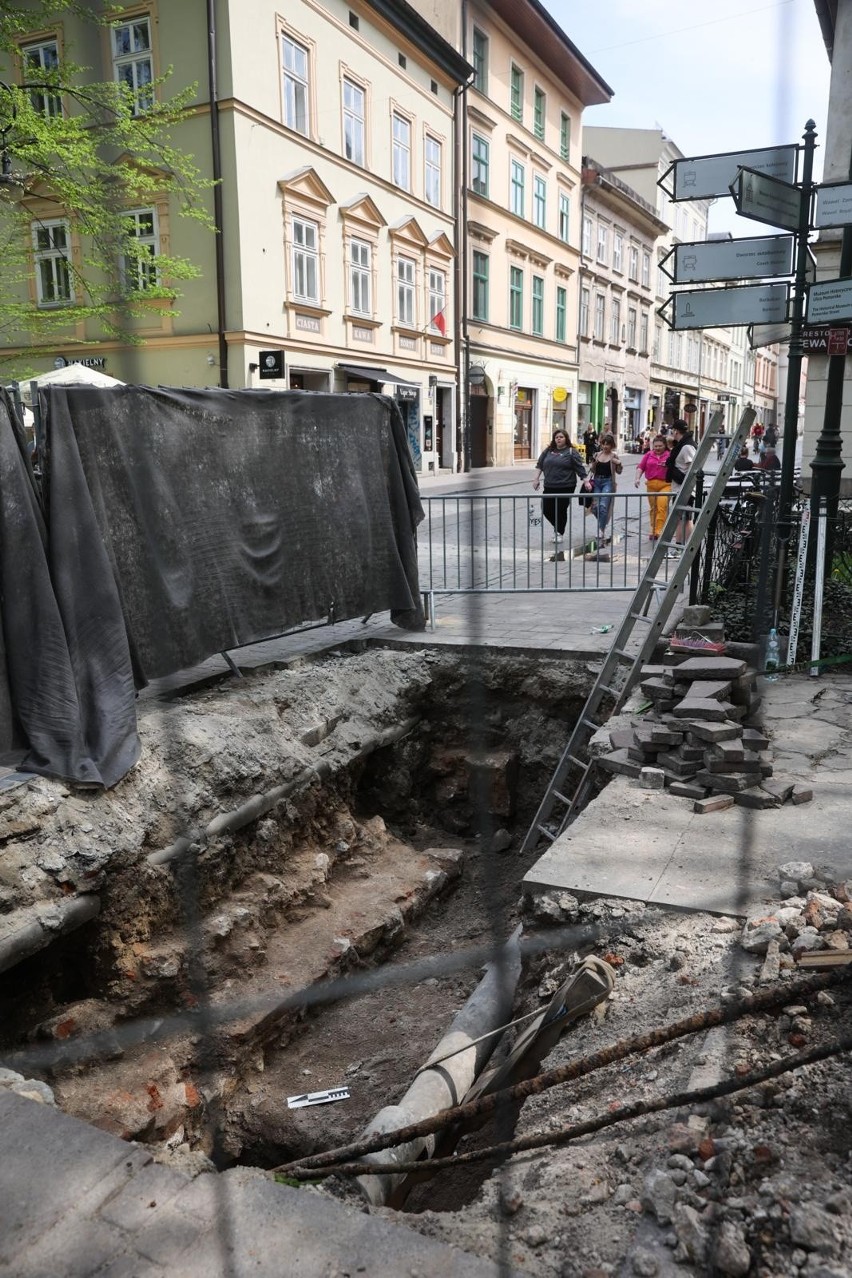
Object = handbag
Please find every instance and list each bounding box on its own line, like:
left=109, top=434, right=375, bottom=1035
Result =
left=580, top=476, right=594, bottom=508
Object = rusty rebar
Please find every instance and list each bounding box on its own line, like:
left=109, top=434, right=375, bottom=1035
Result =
left=272, top=968, right=842, bottom=1176
left=287, top=1032, right=852, bottom=1180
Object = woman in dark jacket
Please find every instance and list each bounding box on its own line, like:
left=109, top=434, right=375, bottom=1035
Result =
left=532, top=430, right=587, bottom=542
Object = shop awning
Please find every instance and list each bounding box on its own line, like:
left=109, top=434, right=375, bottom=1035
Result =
left=336, top=363, right=419, bottom=389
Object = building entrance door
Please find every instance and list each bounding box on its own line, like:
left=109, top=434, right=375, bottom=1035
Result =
left=469, top=394, right=489, bottom=468
left=514, top=390, right=532, bottom=460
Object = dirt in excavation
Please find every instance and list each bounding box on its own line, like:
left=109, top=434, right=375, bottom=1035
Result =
left=226, top=818, right=522, bottom=1181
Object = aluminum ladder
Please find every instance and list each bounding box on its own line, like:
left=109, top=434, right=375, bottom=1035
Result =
left=520, top=407, right=756, bottom=856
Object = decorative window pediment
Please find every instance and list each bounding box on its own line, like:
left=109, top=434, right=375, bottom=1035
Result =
left=388, top=215, right=429, bottom=249
left=427, top=231, right=455, bottom=259
left=277, top=166, right=334, bottom=209
left=339, top=192, right=386, bottom=232
left=468, top=220, right=499, bottom=244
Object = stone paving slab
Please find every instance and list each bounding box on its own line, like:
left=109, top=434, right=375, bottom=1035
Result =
left=0, top=1093, right=503, bottom=1277
left=524, top=675, right=852, bottom=918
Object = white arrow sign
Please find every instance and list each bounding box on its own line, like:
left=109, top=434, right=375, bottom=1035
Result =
left=730, top=168, right=803, bottom=232
left=662, top=235, right=795, bottom=285
left=806, top=278, right=852, bottom=324
left=662, top=283, right=789, bottom=330
left=663, top=144, right=798, bottom=202
left=815, top=181, right=852, bottom=229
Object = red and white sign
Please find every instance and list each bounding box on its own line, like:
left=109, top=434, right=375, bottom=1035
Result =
left=827, top=327, right=850, bottom=356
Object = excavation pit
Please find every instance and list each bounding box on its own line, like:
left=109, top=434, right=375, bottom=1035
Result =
left=0, top=644, right=598, bottom=1191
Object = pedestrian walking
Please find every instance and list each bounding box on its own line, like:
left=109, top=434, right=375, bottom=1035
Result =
left=532, top=429, right=587, bottom=543
left=588, top=431, right=622, bottom=544
left=582, top=426, right=598, bottom=463
left=635, top=434, right=671, bottom=541
left=664, top=420, right=697, bottom=557
left=764, top=422, right=777, bottom=448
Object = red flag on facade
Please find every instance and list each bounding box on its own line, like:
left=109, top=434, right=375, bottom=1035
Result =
left=432, top=308, right=447, bottom=337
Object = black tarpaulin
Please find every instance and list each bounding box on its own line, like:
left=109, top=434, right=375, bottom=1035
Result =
left=0, top=390, right=139, bottom=787
left=43, top=388, right=424, bottom=684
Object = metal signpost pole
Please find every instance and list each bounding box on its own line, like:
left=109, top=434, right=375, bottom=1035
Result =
left=809, top=144, right=852, bottom=568
left=779, top=120, right=817, bottom=527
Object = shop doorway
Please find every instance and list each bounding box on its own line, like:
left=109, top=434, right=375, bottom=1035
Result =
left=469, top=392, right=489, bottom=468
left=514, top=389, right=533, bottom=461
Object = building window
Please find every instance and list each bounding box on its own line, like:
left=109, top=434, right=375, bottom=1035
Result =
left=112, top=15, right=153, bottom=114
left=556, top=285, right=566, bottom=342
left=510, top=64, right=523, bottom=122
left=121, top=208, right=159, bottom=292
left=558, top=193, right=570, bottom=243
left=471, top=133, right=489, bottom=197
left=533, top=86, right=545, bottom=140
left=425, top=135, right=441, bottom=207
left=532, top=274, right=544, bottom=335
left=472, top=26, right=488, bottom=93
left=509, top=266, right=523, bottom=329
left=392, top=113, right=411, bottom=189
left=33, top=219, right=73, bottom=305
left=22, top=38, right=61, bottom=117
left=533, top=175, right=546, bottom=229
left=612, top=232, right=623, bottom=272
left=582, top=215, right=592, bottom=258
left=397, top=255, right=415, bottom=325
left=510, top=159, right=525, bottom=218
left=472, top=250, right=489, bottom=321
left=640, top=310, right=649, bottom=352
left=596, top=224, right=608, bottom=264
left=349, top=238, right=371, bottom=314
left=594, top=292, right=605, bottom=341
left=429, top=268, right=446, bottom=331
left=579, top=287, right=590, bottom=337
left=610, top=297, right=621, bottom=345
left=560, top=111, right=570, bottom=162
left=627, top=306, right=637, bottom=349
left=628, top=245, right=639, bottom=281
left=292, top=217, right=319, bottom=301
left=343, top=78, right=365, bottom=165
left=642, top=250, right=651, bottom=288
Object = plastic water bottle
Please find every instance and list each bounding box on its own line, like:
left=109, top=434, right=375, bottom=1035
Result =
left=765, top=628, right=781, bottom=682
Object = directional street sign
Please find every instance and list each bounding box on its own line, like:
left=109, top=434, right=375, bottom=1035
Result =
left=660, top=282, right=789, bottom=331
left=815, top=181, right=852, bottom=229
left=806, top=277, right=852, bottom=324
left=748, top=321, right=852, bottom=352
left=748, top=321, right=792, bottom=350
left=660, top=144, right=798, bottom=202
left=660, top=234, right=794, bottom=285
left=730, top=167, right=803, bottom=232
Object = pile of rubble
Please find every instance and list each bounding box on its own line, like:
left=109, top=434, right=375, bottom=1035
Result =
left=742, top=860, right=852, bottom=968
left=599, top=609, right=813, bottom=814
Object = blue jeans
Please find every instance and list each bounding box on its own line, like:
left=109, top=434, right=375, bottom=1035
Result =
left=593, top=476, right=614, bottom=536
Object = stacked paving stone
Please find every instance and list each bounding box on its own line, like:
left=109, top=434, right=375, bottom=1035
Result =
left=599, top=611, right=811, bottom=814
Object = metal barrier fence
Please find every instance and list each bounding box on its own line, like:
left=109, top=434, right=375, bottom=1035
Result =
left=418, top=490, right=681, bottom=605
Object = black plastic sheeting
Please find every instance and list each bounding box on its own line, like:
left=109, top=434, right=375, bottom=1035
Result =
left=1, top=386, right=424, bottom=789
